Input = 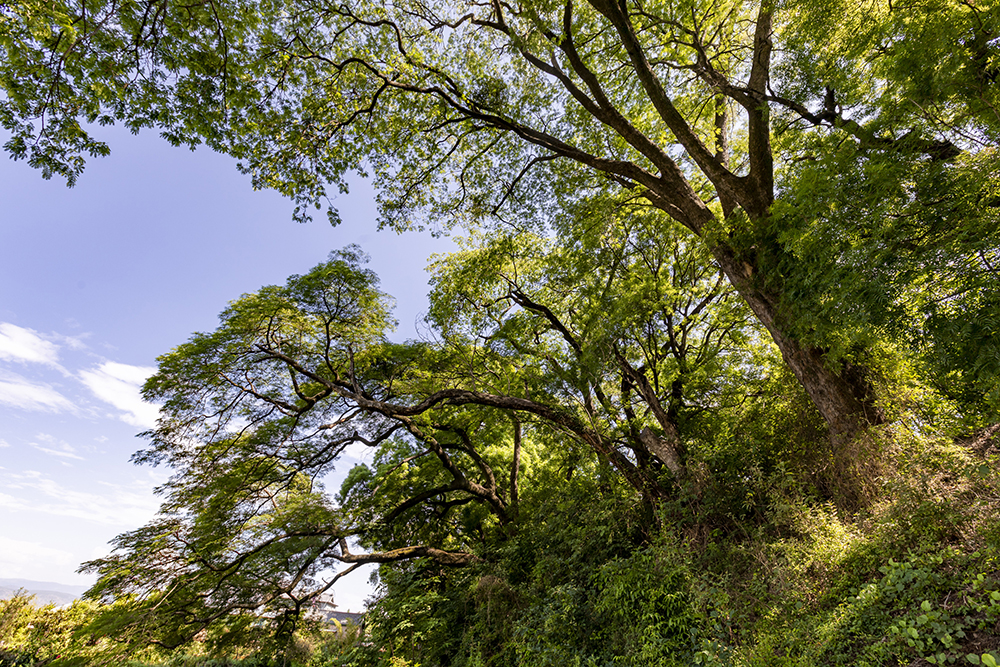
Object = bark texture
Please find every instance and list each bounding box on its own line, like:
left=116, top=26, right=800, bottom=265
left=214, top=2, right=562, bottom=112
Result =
left=709, top=244, right=884, bottom=437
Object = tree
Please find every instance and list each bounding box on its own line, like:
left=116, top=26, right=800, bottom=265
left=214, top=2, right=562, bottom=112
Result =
left=82, top=216, right=762, bottom=650
left=425, top=192, right=755, bottom=494
left=82, top=247, right=486, bottom=651
left=5, top=0, right=997, bottom=439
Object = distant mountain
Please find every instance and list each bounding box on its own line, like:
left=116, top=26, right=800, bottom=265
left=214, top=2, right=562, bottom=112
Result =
left=0, top=578, right=90, bottom=606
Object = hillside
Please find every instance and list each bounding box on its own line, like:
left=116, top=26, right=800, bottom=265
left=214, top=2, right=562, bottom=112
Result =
left=0, top=579, right=87, bottom=607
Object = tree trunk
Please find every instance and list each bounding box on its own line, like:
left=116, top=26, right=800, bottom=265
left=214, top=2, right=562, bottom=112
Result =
left=509, top=417, right=521, bottom=518
left=710, top=243, right=884, bottom=438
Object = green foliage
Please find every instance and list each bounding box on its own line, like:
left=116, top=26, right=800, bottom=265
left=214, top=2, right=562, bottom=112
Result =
left=75, top=247, right=403, bottom=656
left=7, top=0, right=1000, bottom=654
left=704, top=433, right=1000, bottom=667
left=5, top=248, right=1000, bottom=667
left=61, top=217, right=1000, bottom=667
left=330, top=426, right=1000, bottom=667
left=346, top=567, right=464, bottom=667
left=6, top=1, right=1000, bottom=666
left=0, top=591, right=138, bottom=666
left=593, top=543, right=696, bottom=666
left=4, top=0, right=1000, bottom=446
left=768, top=140, right=1000, bottom=427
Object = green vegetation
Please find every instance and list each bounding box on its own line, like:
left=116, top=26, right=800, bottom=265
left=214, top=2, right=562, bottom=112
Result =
left=6, top=249, right=1000, bottom=666
left=3, top=0, right=1000, bottom=664
left=0, top=589, right=360, bottom=666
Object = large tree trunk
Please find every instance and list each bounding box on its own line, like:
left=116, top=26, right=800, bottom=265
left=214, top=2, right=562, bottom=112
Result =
left=711, top=243, right=884, bottom=438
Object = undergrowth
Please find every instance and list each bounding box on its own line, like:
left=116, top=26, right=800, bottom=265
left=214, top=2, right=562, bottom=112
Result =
left=4, top=429, right=1000, bottom=667
left=692, top=430, right=1000, bottom=667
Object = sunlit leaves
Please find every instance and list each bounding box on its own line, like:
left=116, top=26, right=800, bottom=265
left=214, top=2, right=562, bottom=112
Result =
left=428, top=189, right=755, bottom=454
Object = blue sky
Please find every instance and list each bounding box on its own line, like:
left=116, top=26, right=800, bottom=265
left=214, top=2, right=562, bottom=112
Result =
left=0, top=125, right=454, bottom=611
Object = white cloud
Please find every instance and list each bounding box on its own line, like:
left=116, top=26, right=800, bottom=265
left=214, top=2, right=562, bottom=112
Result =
left=341, top=441, right=375, bottom=464
left=1, top=470, right=160, bottom=526
left=55, top=332, right=88, bottom=351
left=89, top=543, right=114, bottom=561
left=0, top=371, right=76, bottom=412
left=0, top=535, right=76, bottom=575
left=0, top=323, right=62, bottom=367
left=79, top=362, right=159, bottom=428
left=0, top=491, right=28, bottom=511
left=32, top=451, right=81, bottom=464
left=29, top=434, right=84, bottom=461
left=0, top=439, right=8, bottom=448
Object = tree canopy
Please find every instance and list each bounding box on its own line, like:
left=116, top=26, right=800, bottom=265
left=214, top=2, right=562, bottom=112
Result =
left=80, top=218, right=761, bottom=648
left=4, top=0, right=1000, bottom=664
left=4, top=0, right=999, bottom=438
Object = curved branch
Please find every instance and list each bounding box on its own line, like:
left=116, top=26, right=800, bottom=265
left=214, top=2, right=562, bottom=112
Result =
left=335, top=544, right=477, bottom=567
left=767, top=87, right=962, bottom=161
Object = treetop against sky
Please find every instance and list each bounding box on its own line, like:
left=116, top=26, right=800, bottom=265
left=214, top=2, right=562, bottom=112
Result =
left=4, top=0, right=997, bottom=443
left=0, top=0, right=998, bottom=623
left=0, top=125, right=452, bottom=609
